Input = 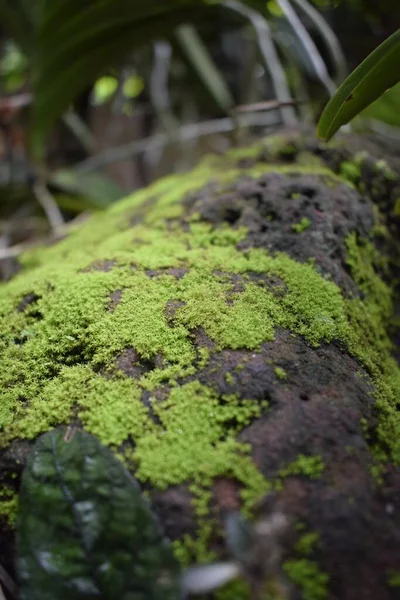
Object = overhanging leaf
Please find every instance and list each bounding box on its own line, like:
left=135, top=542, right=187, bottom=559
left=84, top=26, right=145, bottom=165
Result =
left=317, top=28, right=400, bottom=141
left=26, top=0, right=216, bottom=158
left=361, top=81, right=400, bottom=129
left=17, top=428, right=181, bottom=600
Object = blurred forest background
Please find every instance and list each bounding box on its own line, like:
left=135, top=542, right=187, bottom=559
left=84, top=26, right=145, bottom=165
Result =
left=0, top=0, right=399, bottom=277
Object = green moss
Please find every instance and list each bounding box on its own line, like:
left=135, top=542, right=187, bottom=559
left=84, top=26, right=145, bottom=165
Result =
left=129, top=381, right=268, bottom=495
left=374, top=159, right=396, bottom=181
left=340, top=161, right=361, bottom=184
left=215, top=579, right=250, bottom=600
left=279, top=455, right=325, bottom=480
left=283, top=559, right=329, bottom=600
left=295, top=532, right=320, bottom=555
left=0, top=486, right=18, bottom=526
left=292, top=217, right=311, bottom=233
left=225, top=372, right=235, bottom=384
left=371, top=205, right=389, bottom=239
left=171, top=523, right=217, bottom=566
left=393, top=198, right=400, bottom=217
left=274, top=366, right=287, bottom=381
left=276, top=142, right=298, bottom=158
left=344, top=233, right=400, bottom=463
left=387, top=571, right=400, bottom=588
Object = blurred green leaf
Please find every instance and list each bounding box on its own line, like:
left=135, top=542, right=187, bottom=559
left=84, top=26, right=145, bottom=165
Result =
left=50, top=169, right=125, bottom=208
left=266, top=0, right=284, bottom=17
left=0, top=41, right=26, bottom=74
left=318, top=28, right=400, bottom=141
left=17, top=428, right=181, bottom=600
left=123, top=74, right=144, bottom=99
left=92, top=75, right=119, bottom=105
left=0, top=41, right=28, bottom=91
left=360, top=81, right=400, bottom=128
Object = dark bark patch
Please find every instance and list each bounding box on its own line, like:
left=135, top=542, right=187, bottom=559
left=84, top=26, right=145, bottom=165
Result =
left=151, top=485, right=197, bottom=542
left=115, top=347, right=163, bottom=379
left=108, top=289, right=123, bottom=311
left=164, top=300, right=186, bottom=325
left=145, top=268, right=188, bottom=279
left=80, top=259, right=116, bottom=273
left=17, top=292, right=40, bottom=313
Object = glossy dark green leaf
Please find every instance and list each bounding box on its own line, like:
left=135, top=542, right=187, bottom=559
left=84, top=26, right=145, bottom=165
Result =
left=361, top=81, right=400, bottom=128
left=318, top=28, right=400, bottom=141
left=17, top=428, right=181, bottom=600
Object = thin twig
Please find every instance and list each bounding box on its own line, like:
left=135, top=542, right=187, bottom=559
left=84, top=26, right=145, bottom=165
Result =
left=62, top=110, right=97, bottom=154
left=233, top=99, right=299, bottom=113
left=150, top=40, right=179, bottom=132
left=223, top=0, right=297, bottom=125
left=276, top=0, right=336, bottom=96
left=75, top=112, right=281, bottom=174
left=174, top=24, right=235, bottom=113
left=33, top=180, right=65, bottom=235
left=0, top=562, right=18, bottom=597
left=291, top=0, right=347, bottom=83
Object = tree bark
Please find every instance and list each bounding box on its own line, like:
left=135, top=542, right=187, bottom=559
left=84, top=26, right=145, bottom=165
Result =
left=0, top=128, right=399, bottom=599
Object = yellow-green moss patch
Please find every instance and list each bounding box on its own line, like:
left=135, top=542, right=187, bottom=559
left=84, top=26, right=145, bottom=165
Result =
left=283, top=559, right=329, bottom=600
left=292, top=217, right=311, bottom=233
left=0, top=486, right=18, bottom=526
left=279, top=455, right=325, bottom=480
left=295, top=532, right=320, bottom=555
left=274, top=366, right=287, bottom=380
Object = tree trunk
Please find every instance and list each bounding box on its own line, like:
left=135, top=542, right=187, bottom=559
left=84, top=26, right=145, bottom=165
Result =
left=0, top=128, right=400, bottom=599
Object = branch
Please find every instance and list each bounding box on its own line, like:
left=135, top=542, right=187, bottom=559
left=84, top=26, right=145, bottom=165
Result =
left=75, top=112, right=282, bottom=174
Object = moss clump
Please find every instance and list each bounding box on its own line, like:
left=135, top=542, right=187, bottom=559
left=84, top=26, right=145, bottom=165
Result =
left=283, top=559, right=329, bottom=600
left=295, top=532, right=320, bottom=555
left=0, top=486, right=18, bottom=526
left=340, top=161, right=361, bottom=184
left=292, top=217, right=311, bottom=233
left=129, top=381, right=266, bottom=492
left=225, top=372, right=235, bottom=385
left=279, top=455, right=325, bottom=480
left=274, top=366, right=287, bottom=380
left=387, top=572, right=400, bottom=588
left=374, top=159, right=396, bottom=181
left=215, top=579, right=251, bottom=600
left=172, top=524, right=217, bottom=567
left=344, top=233, right=400, bottom=463
left=392, top=198, right=400, bottom=217
left=0, top=231, right=361, bottom=444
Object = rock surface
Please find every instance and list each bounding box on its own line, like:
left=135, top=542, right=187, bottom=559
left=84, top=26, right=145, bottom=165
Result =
left=0, top=129, right=400, bottom=599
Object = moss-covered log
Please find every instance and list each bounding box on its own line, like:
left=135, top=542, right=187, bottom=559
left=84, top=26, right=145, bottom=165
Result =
left=1, top=129, right=400, bottom=599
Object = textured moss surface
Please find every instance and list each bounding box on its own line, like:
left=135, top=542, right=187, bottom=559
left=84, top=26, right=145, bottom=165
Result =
left=0, top=131, right=399, bottom=598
